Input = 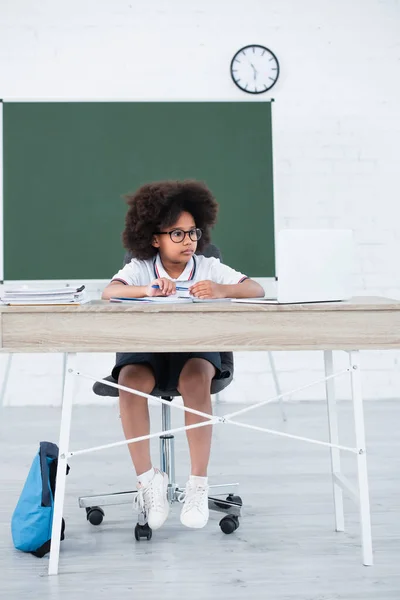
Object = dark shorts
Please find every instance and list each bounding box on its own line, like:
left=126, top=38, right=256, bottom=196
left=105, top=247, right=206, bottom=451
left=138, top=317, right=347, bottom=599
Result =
left=112, top=352, right=227, bottom=393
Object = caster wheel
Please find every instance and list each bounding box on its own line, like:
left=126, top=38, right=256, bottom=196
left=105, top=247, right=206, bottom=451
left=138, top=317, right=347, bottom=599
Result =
left=134, top=523, right=152, bottom=541
left=219, top=515, right=240, bottom=534
left=86, top=506, right=104, bottom=526
left=227, top=494, right=243, bottom=506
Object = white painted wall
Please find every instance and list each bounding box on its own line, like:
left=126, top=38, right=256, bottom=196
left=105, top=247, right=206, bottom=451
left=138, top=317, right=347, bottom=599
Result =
left=1, top=0, right=400, bottom=405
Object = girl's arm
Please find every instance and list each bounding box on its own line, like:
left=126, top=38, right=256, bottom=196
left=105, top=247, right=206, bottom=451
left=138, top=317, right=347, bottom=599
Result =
left=220, top=278, right=265, bottom=299
left=101, top=281, right=147, bottom=300
left=189, top=278, right=264, bottom=300
left=102, top=278, right=177, bottom=300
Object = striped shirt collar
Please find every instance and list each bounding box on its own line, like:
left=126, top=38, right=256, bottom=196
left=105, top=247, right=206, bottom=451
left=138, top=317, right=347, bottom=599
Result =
left=153, top=253, right=196, bottom=282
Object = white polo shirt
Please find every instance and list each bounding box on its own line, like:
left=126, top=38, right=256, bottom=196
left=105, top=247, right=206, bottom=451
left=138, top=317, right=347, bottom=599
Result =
left=112, top=253, right=248, bottom=287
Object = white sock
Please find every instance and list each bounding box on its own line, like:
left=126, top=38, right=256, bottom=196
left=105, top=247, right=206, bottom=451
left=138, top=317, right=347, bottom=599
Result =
left=190, top=475, right=208, bottom=487
left=137, top=467, right=155, bottom=487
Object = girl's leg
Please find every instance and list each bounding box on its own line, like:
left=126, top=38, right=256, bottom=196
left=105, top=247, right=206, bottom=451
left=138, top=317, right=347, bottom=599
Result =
left=177, top=358, right=215, bottom=528
left=118, top=363, right=169, bottom=530
left=118, top=363, right=155, bottom=475
left=177, top=357, right=215, bottom=476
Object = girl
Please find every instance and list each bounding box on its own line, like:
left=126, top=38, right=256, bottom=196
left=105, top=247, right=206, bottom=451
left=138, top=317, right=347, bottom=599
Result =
left=102, top=180, right=264, bottom=530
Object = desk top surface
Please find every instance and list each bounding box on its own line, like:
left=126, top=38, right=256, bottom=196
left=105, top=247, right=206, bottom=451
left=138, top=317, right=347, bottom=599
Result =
left=1, top=296, right=399, bottom=352
left=0, top=296, right=399, bottom=314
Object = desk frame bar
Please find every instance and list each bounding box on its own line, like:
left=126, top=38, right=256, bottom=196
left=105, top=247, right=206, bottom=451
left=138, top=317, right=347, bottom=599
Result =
left=48, top=353, right=77, bottom=576
left=324, top=350, right=345, bottom=532
left=349, top=350, right=373, bottom=566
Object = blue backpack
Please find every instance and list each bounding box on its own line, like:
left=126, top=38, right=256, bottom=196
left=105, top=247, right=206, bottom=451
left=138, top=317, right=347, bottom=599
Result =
left=11, top=442, right=69, bottom=558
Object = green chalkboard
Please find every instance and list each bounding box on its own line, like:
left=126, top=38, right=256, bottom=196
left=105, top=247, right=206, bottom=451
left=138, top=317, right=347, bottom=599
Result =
left=3, top=101, right=275, bottom=280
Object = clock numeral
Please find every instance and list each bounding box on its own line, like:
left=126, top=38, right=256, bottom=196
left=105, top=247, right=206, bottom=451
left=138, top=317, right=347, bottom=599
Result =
left=262, top=49, right=266, bottom=55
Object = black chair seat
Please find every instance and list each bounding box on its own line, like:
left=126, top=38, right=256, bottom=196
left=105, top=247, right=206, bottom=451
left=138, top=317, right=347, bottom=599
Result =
left=93, top=352, right=233, bottom=398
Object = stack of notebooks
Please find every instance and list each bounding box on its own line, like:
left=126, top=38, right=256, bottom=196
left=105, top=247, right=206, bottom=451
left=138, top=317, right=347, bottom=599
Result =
left=1, top=285, right=87, bottom=306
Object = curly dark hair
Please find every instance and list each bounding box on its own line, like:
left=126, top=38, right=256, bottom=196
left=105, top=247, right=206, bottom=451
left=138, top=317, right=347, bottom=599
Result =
left=122, top=180, right=219, bottom=260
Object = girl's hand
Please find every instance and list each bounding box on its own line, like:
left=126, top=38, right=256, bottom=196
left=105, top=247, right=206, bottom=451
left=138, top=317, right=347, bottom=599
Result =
left=189, top=280, right=225, bottom=299
left=147, top=278, right=176, bottom=297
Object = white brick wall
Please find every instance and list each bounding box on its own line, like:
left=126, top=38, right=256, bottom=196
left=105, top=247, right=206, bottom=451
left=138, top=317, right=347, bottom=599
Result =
left=1, top=0, right=400, bottom=405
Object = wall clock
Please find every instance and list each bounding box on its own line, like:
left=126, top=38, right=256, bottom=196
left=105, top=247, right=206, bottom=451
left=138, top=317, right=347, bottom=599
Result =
left=230, top=45, right=280, bottom=94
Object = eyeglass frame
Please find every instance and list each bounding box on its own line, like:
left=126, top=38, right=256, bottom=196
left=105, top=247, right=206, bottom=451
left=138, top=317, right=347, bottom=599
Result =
left=153, top=227, right=203, bottom=243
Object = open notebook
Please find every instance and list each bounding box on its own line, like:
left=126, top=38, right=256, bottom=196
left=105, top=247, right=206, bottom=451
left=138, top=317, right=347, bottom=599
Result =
left=109, top=296, right=232, bottom=304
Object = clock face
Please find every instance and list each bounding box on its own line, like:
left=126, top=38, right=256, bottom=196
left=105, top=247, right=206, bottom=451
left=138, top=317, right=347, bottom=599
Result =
left=230, top=45, right=280, bottom=94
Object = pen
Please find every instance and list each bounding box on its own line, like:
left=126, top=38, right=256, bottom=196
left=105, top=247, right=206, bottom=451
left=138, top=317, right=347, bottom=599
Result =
left=152, top=285, right=189, bottom=291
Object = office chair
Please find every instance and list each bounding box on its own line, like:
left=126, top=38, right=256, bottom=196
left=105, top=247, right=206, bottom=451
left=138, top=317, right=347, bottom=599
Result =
left=78, top=244, right=242, bottom=540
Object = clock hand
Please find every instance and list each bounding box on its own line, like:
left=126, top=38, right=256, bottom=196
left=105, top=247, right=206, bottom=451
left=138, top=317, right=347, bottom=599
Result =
left=250, top=62, right=258, bottom=80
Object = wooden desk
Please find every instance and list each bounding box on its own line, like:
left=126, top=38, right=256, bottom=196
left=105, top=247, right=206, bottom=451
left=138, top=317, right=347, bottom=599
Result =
left=1, top=296, right=399, bottom=353
left=3, top=297, right=399, bottom=574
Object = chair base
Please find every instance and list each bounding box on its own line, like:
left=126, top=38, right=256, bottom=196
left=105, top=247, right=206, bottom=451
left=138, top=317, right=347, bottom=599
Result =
left=79, top=483, right=241, bottom=515
left=78, top=483, right=242, bottom=536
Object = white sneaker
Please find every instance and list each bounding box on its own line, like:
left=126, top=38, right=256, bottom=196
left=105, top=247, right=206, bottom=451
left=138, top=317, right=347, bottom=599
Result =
left=179, top=479, right=209, bottom=529
left=134, top=469, right=169, bottom=530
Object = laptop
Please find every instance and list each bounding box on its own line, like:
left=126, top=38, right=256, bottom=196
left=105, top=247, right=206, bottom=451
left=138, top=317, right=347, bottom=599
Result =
left=234, top=229, right=355, bottom=304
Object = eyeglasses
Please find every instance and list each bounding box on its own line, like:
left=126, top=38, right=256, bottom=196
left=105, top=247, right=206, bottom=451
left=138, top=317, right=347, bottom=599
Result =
left=154, top=228, right=202, bottom=243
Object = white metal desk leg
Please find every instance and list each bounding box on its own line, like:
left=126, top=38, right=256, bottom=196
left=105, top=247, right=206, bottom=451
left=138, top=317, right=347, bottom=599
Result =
left=0, top=353, right=13, bottom=406
left=268, top=351, right=287, bottom=422
left=61, top=353, right=67, bottom=403
left=48, top=352, right=77, bottom=576
left=324, top=351, right=344, bottom=532
left=349, top=351, right=373, bottom=566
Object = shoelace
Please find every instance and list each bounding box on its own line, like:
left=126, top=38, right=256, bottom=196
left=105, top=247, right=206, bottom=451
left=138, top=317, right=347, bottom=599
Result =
left=178, top=483, right=208, bottom=512
left=134, top=490, right=145, bottom=514
left=134, top=469, right=164, bottom=514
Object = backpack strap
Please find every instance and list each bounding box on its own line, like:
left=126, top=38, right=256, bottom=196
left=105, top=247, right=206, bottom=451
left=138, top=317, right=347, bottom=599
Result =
left=38, top=442, right=59, bottom=507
